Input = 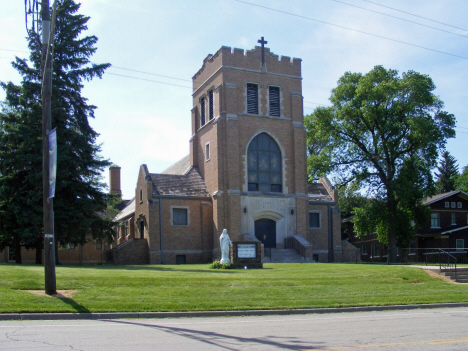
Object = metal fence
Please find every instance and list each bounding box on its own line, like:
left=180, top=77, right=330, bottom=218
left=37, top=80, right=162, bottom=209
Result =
left=397, top=248, right=466, bottom=266
left=361, top=248, right=467, bottom=266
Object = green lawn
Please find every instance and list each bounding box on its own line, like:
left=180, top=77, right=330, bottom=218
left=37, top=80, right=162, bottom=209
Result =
left=1, top=263, right=467, bottom=313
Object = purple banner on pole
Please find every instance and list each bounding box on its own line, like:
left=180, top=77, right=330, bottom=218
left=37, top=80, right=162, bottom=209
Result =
left=48, top=128, right=57, bottom=200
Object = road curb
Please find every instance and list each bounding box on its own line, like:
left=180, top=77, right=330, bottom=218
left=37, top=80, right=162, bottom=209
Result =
left=2, top=302, right=468, bottom=321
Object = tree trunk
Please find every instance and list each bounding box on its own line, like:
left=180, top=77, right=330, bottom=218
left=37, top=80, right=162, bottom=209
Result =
left=35, top=238, right=43, bottom=264
left=14, top=234, right=22, bottom=264
left=387, top=231, right=398, bottom=264
left=386, top=189, right=398, bottom=264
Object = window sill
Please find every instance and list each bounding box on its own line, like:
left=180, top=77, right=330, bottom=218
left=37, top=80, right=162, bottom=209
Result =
left=197, top=116, right=217, bottom=132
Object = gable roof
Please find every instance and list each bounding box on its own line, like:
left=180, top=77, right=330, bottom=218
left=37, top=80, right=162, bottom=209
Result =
left=114, top=197, right=135, bottom=221
left=151, top=167, right=210, bottom=197
left=160, top=155, right=191, bottom=175
left=307, top=183, right=334, bottom=202
left=423, top=190, right=468, bottom=205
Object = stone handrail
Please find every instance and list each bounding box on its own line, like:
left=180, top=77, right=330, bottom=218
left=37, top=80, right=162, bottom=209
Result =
left=285, top=235, right=313, bottom=260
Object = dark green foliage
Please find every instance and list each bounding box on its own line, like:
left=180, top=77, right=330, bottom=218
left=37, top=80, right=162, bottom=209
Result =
left=305, top=66, right=455, bottom=262
left=337, top=182, right=368, bottom=220
left=455, top=166, right=468, bottom=193
left=0, top=0, right=114, bottom=263
left=209, top=260, right=233, bottom=269
left=435, top=151, right=458, bottom=193
left=337, top=183, right=368, bottom=239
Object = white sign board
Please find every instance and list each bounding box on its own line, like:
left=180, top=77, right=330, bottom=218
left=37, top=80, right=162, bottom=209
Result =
left=237, top=243, right=256, bottom=258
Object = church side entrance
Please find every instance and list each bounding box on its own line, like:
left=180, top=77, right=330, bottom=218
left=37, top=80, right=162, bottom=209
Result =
left=255, top=219, right=276, bottom=248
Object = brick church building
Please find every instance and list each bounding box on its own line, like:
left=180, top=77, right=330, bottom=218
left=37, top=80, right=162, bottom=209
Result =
left=109, top=41, right=349, bottom=265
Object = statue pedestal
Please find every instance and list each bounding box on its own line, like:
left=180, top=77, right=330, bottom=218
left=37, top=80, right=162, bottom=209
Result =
left=231, top=241, right=263, bottom=269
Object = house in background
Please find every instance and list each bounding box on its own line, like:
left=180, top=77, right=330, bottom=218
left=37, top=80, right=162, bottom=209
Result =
left=345, top=190, right=468, bottom=263
left=418, top=190, right=468, bottom=250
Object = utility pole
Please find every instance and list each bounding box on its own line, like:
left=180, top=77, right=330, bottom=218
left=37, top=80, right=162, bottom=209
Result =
left=41, top=0, right=56, bottom=295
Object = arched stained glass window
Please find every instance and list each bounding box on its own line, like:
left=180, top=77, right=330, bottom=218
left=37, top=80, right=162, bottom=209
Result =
left=247, top=133, right=282, bottom=192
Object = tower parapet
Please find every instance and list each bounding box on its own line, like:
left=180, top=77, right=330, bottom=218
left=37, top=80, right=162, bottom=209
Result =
left=193, top=45, right=301, bottom=93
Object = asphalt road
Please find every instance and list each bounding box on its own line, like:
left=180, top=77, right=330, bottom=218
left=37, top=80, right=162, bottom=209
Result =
left=1, top=307, right=468, bottom=350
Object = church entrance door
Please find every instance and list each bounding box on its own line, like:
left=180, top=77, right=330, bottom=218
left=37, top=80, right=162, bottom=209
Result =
left=255, top=219, right=276, bottom=248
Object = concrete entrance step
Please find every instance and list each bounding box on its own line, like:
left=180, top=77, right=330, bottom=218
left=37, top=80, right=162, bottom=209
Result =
left=440, top=269, right=468, bottom=283
left=263, top=248, right=311, bottom=263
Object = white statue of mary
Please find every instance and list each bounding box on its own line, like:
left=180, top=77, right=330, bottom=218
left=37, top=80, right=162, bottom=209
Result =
left=219, top=229, right=232, bottom=264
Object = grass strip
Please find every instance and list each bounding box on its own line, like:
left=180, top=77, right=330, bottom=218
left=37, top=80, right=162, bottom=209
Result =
left=1, top=263, right=467, bottom=313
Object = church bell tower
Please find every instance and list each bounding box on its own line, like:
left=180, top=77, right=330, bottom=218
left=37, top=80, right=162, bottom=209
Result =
left=190, top=40, right=307, bottom=249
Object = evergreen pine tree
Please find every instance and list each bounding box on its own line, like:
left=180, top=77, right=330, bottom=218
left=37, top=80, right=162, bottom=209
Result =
left=0, top=0, right=114, bottom=263
left=434, top=151, right=459, bottom=194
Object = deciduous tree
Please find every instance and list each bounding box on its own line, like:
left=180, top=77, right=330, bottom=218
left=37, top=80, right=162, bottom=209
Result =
left=305, top=65, right=455, bottom=262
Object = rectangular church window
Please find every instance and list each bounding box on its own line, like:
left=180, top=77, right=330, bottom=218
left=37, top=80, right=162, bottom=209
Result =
left=173, top=208, right=188, bottom=226
left=309, top=212, right=320, bottom=228
left=247, top=83, right=258, bottom=114
left=269, top=86, right=280, bottom=117
left=205, top=142, right=210, bottom=162
left=200, top=96, right=206, bottom=126
left=8, top=247, right=15, bottom=261
left=95, top=240, right=103, bottom=251
left=209, top=90, right=214, bottom=121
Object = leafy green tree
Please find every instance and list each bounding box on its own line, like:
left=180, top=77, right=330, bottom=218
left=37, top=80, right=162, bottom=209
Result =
left=337, top=182, right=368, bottom=239
left=0, top=0, right=114, bottom=263
left=455, top=166, right=468, bottom=193
left=337, top=182, right=368, bottom=221
left=306, top=65, right=455, bottom=263
left=434, top=151, right=458, bottom=193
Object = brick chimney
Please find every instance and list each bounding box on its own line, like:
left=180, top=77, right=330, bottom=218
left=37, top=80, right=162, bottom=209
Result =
left=109, top=166, right=122, bottom=196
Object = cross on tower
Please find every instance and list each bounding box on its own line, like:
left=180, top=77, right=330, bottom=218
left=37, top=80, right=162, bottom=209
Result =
left=258, top=36, right=268, bottom=66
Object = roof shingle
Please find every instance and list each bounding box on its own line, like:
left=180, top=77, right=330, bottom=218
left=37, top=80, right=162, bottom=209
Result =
left=151, top=167, right=210, bottom=197
left=307, top=183, right=334, bottom=202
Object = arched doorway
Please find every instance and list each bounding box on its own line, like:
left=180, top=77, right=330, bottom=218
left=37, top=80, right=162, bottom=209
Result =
left=255, top=218, right=276, bottom=248
left=136, top=215, right=146, bottom=239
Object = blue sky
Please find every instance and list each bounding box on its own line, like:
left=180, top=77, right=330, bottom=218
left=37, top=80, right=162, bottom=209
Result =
left=1, top=0, right=467, bottom=199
